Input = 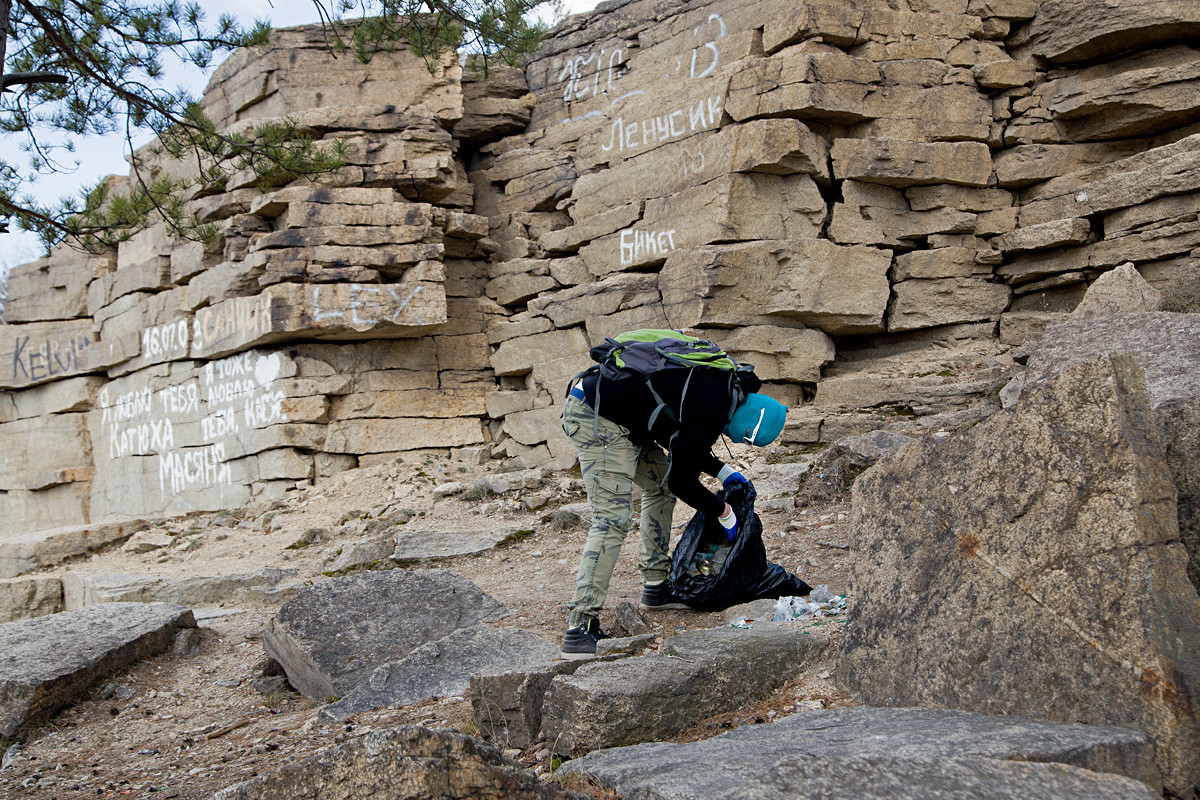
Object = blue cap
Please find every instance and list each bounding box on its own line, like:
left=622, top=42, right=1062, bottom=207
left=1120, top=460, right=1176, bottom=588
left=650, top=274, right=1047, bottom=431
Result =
left=724, top=393, right=787, bottom=446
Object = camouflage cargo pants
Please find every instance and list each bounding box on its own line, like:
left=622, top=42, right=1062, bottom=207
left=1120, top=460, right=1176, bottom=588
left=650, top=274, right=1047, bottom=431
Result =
left=562, top=395, right=676, bottom=628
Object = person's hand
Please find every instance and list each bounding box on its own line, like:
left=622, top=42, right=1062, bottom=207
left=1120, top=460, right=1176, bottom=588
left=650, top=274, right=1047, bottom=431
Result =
left=718, top=465, right=747, bottom=488
left=718, top=503, right=738, bottom=543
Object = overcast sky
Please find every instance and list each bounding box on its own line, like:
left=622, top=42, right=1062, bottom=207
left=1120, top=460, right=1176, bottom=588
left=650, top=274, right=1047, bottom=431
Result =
left=0, top=0, right=599, bottom=273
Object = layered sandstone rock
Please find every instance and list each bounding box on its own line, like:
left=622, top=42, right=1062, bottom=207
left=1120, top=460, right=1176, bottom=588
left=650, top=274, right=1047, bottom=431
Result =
left=3, top=0, right=1200, bottom=554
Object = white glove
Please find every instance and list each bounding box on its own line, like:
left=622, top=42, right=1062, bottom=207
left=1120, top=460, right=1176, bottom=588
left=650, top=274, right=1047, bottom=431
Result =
left=718, top=503, right=737, bottom=543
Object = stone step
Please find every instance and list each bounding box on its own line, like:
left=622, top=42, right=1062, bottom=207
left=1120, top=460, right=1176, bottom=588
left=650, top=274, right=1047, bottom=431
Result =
left=209, top=726, right=579, bottom=800
left=563, top=707, right=1161, bottom=799
left=62, top=568, right=301, bottom=610
left=542, top=625, right=830, bottom=757
left=0, top=519, right=151, bottom=579
left=264, top=569, right=508, bottom=702
left=1, top=602, right=196, bottom=743
left=321, top=625, right=559, bottom=722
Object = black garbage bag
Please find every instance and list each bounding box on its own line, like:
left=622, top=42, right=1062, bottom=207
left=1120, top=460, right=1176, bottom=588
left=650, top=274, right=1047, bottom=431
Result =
left=668, top=481, right=811, bottom=612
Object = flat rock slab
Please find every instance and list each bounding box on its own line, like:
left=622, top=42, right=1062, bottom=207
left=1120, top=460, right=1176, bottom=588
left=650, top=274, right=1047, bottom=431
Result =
left=63, top=569, right=300, bottom=610
left=391, top=528, right=528, bottom=560
left=564, top=708, right=1160, bottom=798
left=321, top=626, right=559, bottom=721
left=210, top=725, right=586, bottom=800
left=0, top=602, right=195, bottom=741
left=263, top=569, right=508, bottom=702
left=1021, top=312, right=1200, bottom=409
left=470, top=658, right=601, bottom=750
left=725, top=756, right=1159, bottom=800
left=543, top=626, right=829, bottom=757
left=0, top=519, right=150, bottom=579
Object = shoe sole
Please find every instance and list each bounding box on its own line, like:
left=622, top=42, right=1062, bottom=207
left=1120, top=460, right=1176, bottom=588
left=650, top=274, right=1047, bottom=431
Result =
left=640, top=601, right=690, bottom=610
left=560, top=650, right=596, bottom=660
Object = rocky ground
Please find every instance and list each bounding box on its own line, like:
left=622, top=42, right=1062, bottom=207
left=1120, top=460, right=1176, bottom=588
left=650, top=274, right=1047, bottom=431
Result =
left=0, top=438, right=861, bottom=800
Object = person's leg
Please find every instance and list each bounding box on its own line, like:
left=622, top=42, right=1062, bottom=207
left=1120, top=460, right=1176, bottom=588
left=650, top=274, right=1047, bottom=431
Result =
left=633, top=444, right=689, bottom=610
left=632, top=443, right=675, bottom=584
left=562, top=397, right=638, bottom=630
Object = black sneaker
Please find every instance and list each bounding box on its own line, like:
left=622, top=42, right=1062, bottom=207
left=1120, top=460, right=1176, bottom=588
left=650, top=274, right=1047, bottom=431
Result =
left=639, top=582, right=689, bottom=611
left=560, top=617, right=610, bottom=660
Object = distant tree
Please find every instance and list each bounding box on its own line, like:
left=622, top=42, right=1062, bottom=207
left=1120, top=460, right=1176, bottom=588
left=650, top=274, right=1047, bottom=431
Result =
left=0, top=0, right=558, bottom=251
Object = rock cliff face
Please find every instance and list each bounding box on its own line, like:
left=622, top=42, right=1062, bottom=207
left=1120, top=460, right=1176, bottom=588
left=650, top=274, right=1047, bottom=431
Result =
left=839, top=352, right=1200, bottom=793
left=2, top=0, right=1199, bottom=545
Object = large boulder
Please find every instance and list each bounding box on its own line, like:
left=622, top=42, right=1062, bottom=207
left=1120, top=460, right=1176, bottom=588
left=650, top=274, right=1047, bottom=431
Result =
left=542, top=626, right=829, bottom=757
left=1018, top=312, right=1200, bottom=591
left=263, top=570, right=508, bottom=701
left=1, top=602, right=196, bottom=742
left=563, top=707, right=1160, bottom=797
left=321, top=626, right=559, bottom=721
left=838, top=352, right=1200, bottom=794
left=209, top=726, right=586, bottom=800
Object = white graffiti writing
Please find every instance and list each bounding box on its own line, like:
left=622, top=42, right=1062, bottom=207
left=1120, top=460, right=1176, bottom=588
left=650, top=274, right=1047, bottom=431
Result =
left=557, top=13, right=725, bottom=120
left=559, top=48, right=629, bottom=104
left=206, top=378, right=259, bottom=406
left=601, top=95, right=724, bottom=154
left=311, top=284, right=426, bottom=327
left=99, top=386, right=152, bottom=429
left=245, top=390, right=286, bottom=428
left=158, top=383, right=199, bottom=416
left=141, top=320, right=189, bottom=361
left=620, top=228, right=677, bottom=266
left=159, top=443, right=232, bottom=495
left=200, top=407, right=239, bottom=442
left=101, top=346, right=292, bottom=500
left=205, top=352, right=254, bottom=382
left=110, top=418, right=176, bottom=459
left=192, top=293, right=272, bottom=355
left=690, top=14, right=725, bottom=80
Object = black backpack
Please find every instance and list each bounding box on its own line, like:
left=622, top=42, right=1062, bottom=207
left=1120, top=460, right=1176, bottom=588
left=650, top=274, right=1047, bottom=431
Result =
left=567, top=329, right=761, bottom=462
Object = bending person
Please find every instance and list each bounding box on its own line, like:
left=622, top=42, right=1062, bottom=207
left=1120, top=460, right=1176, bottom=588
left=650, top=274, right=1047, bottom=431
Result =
left=559, top=355, right=787, bottom=659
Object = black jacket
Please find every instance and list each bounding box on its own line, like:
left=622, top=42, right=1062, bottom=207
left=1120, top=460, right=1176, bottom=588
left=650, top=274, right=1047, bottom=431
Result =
left=578, top=368, right=753, bottom=517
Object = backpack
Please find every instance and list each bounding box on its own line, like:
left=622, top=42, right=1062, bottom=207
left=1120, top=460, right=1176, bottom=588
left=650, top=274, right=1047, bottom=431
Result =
left=567, top=329, right=760, bottom=443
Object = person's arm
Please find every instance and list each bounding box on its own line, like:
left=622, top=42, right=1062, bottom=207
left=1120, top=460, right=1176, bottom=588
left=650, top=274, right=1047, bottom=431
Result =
left=667, top=435, right=725, bottom=517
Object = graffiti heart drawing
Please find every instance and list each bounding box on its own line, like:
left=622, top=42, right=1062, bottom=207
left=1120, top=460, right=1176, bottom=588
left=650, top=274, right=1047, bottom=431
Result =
left=254, top=353, right=282, bottom=387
